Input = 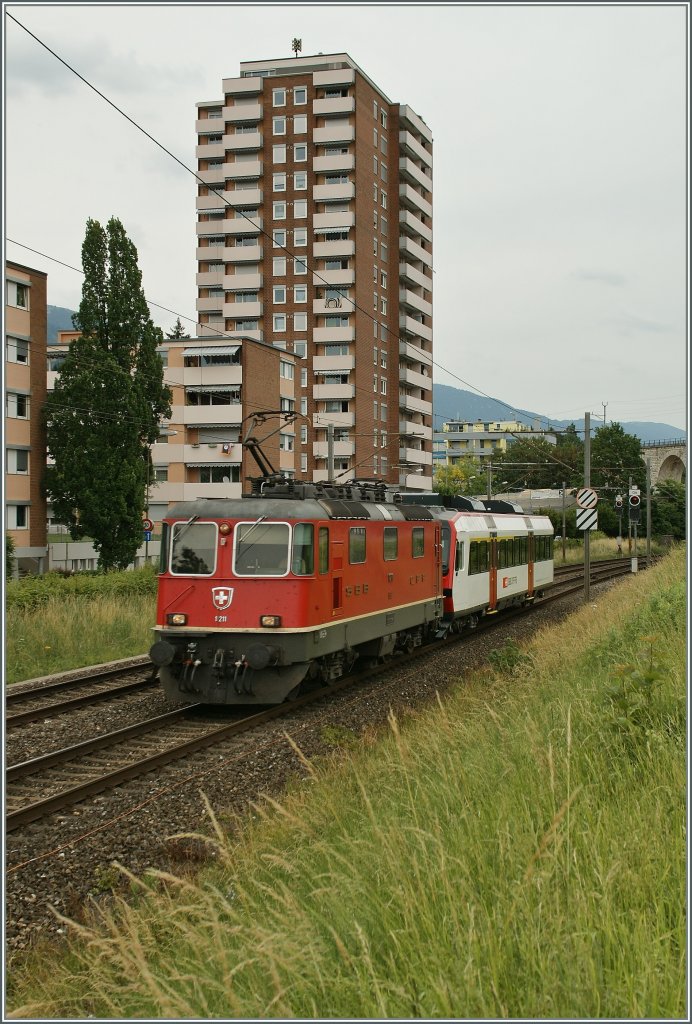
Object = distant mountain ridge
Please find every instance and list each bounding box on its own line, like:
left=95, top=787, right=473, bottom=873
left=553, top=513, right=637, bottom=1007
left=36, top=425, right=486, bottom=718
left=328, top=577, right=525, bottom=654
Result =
left=433, top=383, right=685, bottom=445
left=47, top=304, right=76, bottom=343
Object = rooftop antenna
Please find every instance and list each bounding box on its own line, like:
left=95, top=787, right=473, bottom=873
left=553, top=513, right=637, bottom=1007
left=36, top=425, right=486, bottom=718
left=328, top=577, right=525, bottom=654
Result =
left=292, top=37, right=302, bottom=58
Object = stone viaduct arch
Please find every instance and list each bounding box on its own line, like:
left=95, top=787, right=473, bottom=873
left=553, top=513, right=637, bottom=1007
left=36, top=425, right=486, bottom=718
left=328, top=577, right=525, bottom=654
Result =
left=641, top=440, right=687, bottom=485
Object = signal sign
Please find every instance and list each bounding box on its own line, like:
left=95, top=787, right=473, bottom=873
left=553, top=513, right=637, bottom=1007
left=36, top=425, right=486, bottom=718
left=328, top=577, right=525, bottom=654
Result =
left=576, top=507, right=598, bottom=531
left=576, top=487, right=598, bottom=509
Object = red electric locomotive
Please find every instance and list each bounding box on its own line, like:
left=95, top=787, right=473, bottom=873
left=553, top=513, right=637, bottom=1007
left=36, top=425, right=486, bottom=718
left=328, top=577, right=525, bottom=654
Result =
left=150, top=478, right=444, bottom=705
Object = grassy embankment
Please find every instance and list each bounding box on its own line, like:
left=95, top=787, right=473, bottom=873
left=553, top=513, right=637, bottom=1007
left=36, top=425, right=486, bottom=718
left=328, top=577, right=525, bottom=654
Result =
left=5, top=567, right=158, bottom=684
left=7, top=545, right=686, bottom=1019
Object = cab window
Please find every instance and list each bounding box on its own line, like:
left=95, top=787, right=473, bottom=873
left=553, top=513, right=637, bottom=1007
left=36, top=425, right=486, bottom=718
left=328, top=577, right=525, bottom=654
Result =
left=234, top=522, right=290, bottom=576
left=170, top=521, right=217, bottom=575
left=292, top=523, right=314, bottom=575
left=319, top=526, right=329, bottom=573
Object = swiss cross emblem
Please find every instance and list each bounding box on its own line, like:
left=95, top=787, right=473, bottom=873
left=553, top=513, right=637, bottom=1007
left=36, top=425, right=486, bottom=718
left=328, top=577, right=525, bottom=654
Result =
left=211, top=587, right=233, bottom=610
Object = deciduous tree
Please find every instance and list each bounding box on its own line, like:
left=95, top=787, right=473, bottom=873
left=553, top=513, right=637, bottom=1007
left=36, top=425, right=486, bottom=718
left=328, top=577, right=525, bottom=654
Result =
left=45, top=217, right=171, bottom=570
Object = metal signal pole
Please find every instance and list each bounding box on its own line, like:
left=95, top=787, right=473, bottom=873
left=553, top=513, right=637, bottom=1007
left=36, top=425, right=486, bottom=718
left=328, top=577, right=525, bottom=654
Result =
left=584, top=411, right=590, bottom=602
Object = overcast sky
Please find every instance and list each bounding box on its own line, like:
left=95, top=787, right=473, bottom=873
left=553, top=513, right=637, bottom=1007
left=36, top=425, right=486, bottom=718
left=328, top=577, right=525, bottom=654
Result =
left=4, top=2, right=688, bottom=430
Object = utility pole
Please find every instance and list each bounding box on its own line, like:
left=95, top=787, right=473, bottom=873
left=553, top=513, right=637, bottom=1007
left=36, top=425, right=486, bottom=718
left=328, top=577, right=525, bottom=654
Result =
left=561, top=480, right=566, bottom=563
left=602, top=402, right=608, bottom=426
left=628, top=475, right=632, bottom=554
left=645, top=460, right=652, bottom=561
left=327, top=422, right=334, bottom=482
left=486, top=460, right=492, bottom=500
left=584, top=411, right=590, bottom=602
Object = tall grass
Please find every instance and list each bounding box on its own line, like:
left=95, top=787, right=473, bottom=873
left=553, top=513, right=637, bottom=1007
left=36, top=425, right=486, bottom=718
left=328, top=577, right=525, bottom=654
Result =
left=7, top=547, right=686, bottom=1019
left=6, top=593, right=155, bottom=684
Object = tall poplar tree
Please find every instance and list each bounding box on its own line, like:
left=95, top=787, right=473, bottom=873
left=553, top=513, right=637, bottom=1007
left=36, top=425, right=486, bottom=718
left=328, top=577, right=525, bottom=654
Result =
left=45, top=217, right=172, bottom=570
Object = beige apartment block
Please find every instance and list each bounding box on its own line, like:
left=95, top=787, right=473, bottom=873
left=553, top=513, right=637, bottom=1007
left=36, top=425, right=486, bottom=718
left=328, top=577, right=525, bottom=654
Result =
left=47, top=334, right=296, bottom=531
left=195, top=52, right=433, bottom=490
left=5, top=261, right=48, bottom=575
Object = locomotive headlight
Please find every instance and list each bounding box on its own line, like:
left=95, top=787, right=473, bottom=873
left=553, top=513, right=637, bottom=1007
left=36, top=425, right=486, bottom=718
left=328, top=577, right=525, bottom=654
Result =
left=167, top=613, right=188, bottom=626
left=260, top=615, right=282, bottom=628
left=219, top=522, right=231, bottom=536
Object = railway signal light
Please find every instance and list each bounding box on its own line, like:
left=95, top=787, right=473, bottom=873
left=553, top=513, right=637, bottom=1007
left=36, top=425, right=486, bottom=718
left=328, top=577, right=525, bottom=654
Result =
left=629, top=490, right=641, bottom=522
left=615, top=495, right=624, bottom=511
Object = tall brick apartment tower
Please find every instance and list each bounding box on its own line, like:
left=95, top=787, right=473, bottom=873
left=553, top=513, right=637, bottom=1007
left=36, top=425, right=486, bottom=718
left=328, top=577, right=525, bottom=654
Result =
left=195, top=52, right=433, bottom=490
left=5, top=261, right=48, bottom=575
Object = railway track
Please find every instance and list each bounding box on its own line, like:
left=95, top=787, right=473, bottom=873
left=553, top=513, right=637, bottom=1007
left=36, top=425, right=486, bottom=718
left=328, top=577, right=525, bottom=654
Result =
left=6, top=661, right=159, bottom=729
left=6, top=557, right=644, bottom=835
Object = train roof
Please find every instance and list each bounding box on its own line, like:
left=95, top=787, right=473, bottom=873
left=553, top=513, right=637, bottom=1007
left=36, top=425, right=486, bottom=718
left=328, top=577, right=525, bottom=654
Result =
left=165, top=497, right=436, bottom=522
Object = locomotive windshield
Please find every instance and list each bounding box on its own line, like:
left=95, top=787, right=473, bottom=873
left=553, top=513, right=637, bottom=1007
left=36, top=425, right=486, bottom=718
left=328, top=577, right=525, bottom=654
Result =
left=234, top=521, right=290, bottom=576
left=170, top=521, right=217, bottom=575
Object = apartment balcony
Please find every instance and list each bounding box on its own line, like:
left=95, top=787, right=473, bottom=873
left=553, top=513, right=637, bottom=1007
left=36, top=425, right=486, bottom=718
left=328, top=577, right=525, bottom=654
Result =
left=196, top=245, right=231, bottom=262
left=182, top=442, right=243, bottom=464
left=312, top=355, right=355, bottom=372
left=399, top=470, right=432, bottom=492
left=313, top=68, right=356, bottom=88
left=168, top=364, right=242, bottom=388
left=313, top=240, right=355, bottom=259
left=196, top=194, right=229, bottom=212
left=220, top=187, right=262, bottom=206
left=398, top=261, right=432, bottom=291
left=221, top=76, right=263, bottom=95
left=399, top=419, right=433, bottom=441
left=312, top=268, right=354, bottom=287
left=399, top=366, right=432, bottom=392
left=223, top=103, right=262, bottom=123
left=223, top=159, right=262, bottom=179
left=223, top=300, right=262, bottom=318
left=313, top=125, right=355, bottom=146
left=196, top=296, right=225, bottom=312
left=399, top=391, right=433, bottom=416
left=399, top=105, right=433, bottom=144
left=224, top=216, right=263, bottom=236
left=398, top=447, right=432, bottom=466
left=399, top=339, right=432, bottom=369
left=398, top=157, right=433, bottom=193
left=399, top=183, right=433, bottom=220
left=312, top=297, right=355, bottom=315
left=223, top=244, right=263, bottom=263
left=399, top=235, right=432, bottom=268
left=195, top=117, right=224, bottom=133
left=313, top=153, right=355, bottom=174
left=312, top=411, right=355, bottom=428
left=312, top=327, right=355, bottom=344
left=313, top=440, right=355, bottom=458
left=399, top=288, right=433, bottom=318
left=196, top=219, right=230, bottom=237
left=195, top=319, right=225, bottom=336
left=182, top=404, right=243, bottom=425
left=312, top=383, right=355, bottom=400
left=398, top=130, right=433, bottom=169
left=183, top=481, right=244, bottom=500
left=400, top=314, right=433, bottom=343
left=313, top=182, right=355, bottom=203
left=198, top=167, right=226, bottom=185
left=223, top=131, right=262, bottom=152
left=195, top=142, right=224, bottom=160
left=399, top=208, right=432, bottom=244
left=313, top=211, right=355, bottom=232
left=196, top=269, right=226, bottom=286
left=313, top=96, right=355, bottom=117
left=224, top=272, right=262, bottom=290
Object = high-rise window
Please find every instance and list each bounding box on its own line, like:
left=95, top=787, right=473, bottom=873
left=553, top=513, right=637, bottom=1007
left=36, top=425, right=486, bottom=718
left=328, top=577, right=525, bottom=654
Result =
left=273, top=117, right=286, bottom=135
left=273, top=88, right=286, bottom=106
left=294, top=115, right=307, bottom=134
left=294, top=86, right=307, bottom=104
left=273, top=145, right=286, bottom=163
